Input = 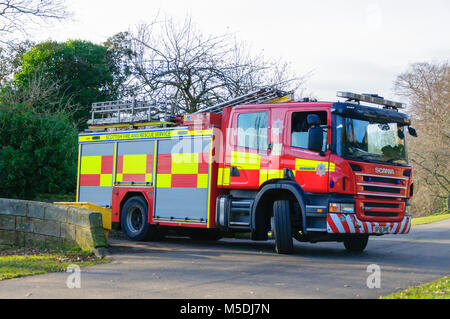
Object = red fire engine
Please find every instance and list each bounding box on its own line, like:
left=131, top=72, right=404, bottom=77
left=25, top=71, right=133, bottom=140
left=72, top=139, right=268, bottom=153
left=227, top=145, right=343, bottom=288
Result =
left=76, top=88, right=416, bottom=254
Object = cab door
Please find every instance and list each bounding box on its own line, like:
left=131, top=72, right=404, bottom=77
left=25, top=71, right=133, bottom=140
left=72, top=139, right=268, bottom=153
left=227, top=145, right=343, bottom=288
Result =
left=285, top=109, right=332, bottom=193
left=223, top=109, right=271, bottom=189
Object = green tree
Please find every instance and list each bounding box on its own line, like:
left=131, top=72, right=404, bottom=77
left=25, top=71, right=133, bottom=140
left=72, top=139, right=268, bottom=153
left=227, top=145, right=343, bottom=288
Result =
left=0, top=104, right=78, bottom=199
left=103, top=32, right=136, bottom=98
left=0, top=66, right=78, bottom=199
left=14, top=40, right=126, bottom=128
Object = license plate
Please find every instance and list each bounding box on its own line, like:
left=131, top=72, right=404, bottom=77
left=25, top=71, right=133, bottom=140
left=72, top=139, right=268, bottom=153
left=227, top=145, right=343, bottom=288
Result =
left=373, top=225, right=390, bottom=234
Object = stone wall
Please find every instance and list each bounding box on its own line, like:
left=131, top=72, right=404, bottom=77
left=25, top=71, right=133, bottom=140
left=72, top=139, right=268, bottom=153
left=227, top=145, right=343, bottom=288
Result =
left=0, top=199, right=107, bottom=253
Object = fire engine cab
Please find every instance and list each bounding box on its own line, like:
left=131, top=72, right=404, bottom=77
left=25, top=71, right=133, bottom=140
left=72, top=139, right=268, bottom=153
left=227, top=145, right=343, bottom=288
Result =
left=76, top=88, right=416, bottom=254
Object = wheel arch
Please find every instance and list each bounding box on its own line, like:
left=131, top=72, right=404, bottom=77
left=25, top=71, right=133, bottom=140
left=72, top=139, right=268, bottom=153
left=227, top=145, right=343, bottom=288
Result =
left=119, top=191, right=150, bottom=226
left=251, top=180, right=308, bottom=238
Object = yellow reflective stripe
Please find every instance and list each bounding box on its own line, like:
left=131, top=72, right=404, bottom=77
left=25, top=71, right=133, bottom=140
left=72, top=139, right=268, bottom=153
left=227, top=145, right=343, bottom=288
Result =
left=76, top=144, right=81, bottom=202
left=222, top=167, right=230, bottom=185
left=79, top=129, right=213, bottom=143
left=328, top=162, right=336, bottom=172
left=122, top=154, right=147, bottom=174
left=153, top=141, right=158, bottom=186
left=197, top=174, right=208, bottom=189
left=268, top=169, right=284, bottom=180
left=145, top=174, right=153, bottom=183
left=171, top=153, right=199, bottom=174
left=116, top=173, right=123, bottom=182
left=100, top=174, right=113, bottom=187
left=80, top=156, right=102, bottom=174
left=259, top=169, right=284, bottom=185
left=207, top=137, right=213, bottom=228
left=156, top=174, right=171, bottom=188
left=259, top=170, right=267, bottom=185
left=172, top=152, right=198, bottom=163
left=217, top=167, right=224, bottom=186
left=295, top=159, right=336, bottom=172
left=230, top=151, right=260, bottom=170
left=112, top=142, right=117, bottom=186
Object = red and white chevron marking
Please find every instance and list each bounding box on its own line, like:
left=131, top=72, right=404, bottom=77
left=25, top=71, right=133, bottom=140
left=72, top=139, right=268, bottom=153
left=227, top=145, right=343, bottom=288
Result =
left=326, top=213, right=411, bottom=234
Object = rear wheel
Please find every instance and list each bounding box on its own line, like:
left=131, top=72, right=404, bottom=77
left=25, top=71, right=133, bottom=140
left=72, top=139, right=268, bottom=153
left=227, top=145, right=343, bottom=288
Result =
left=121, top=196, right=165, bottom=241
left=273, top=200, right=294, bottom=254
left=343, top=235, right=369, bottom=252
left=121, top=196, right=150, bottom=241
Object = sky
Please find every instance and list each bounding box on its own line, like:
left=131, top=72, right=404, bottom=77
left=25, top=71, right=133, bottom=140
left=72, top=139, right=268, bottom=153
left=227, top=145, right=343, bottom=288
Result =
left=28, top=0, right=450, bottom=102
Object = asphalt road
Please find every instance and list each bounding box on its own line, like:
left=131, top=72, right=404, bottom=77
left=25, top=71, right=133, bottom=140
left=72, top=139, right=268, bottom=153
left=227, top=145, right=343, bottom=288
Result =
left=0, top=219, right=449, bottom=299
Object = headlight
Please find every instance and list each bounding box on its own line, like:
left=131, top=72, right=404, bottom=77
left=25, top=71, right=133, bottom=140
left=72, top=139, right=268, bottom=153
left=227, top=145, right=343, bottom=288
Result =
left=329, top=202, right=355, bottom=214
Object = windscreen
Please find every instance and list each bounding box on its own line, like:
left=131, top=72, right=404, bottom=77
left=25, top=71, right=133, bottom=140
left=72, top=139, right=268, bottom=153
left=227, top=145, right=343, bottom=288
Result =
left=336, top=115, right=407, bottom=164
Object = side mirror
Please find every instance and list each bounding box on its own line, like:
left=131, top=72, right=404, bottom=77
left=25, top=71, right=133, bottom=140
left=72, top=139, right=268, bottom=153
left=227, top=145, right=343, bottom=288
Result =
left=308, top=126, right=324, bottom=153
left=408, top=126, right=418, bottom=137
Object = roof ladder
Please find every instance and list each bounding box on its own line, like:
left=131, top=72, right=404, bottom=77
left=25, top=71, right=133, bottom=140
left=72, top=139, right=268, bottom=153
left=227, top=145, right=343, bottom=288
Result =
left=87, top=99, right=174, bottom=129
left=196, top=87, right=294, bottom=114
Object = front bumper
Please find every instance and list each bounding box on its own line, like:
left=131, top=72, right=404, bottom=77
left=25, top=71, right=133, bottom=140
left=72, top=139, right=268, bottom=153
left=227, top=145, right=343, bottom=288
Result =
left=326, top=213, right=411, bottom=235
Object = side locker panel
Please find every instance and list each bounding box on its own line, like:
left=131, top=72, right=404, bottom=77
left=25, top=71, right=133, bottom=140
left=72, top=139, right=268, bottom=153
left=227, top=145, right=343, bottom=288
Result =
left=116, top=140, right=154, bottom=185
left=154, top=137, right=211, bottom=223
left=78, top=142, right=115, bottom=207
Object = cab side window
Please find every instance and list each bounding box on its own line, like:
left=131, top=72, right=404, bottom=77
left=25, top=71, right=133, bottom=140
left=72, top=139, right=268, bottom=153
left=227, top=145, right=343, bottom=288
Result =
left=237, top=112, right=268, bottom=151
left=291, top=111, right=327, bottom=151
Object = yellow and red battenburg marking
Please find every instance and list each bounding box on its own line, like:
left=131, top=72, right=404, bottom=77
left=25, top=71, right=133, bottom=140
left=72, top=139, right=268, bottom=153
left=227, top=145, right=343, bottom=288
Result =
left=116, top=154, right=153, bottom=183
left=217, top=152, right=336, bottom=187
left=156, top=153, right=209, bottom=188
left=79, top=155, right=114, bottom=186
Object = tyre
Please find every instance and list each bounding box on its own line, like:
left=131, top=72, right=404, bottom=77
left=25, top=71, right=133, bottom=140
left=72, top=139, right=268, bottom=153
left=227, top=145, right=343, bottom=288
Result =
left=121, top=196, right=163, bottom=241
left=343, top=235, right=369, bottom=252
left=273, top=200, right=294, bottom=254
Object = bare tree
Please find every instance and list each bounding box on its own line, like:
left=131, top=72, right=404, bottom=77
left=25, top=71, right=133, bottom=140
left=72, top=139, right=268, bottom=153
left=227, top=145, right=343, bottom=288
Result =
left=0, top=66, right=75, bottom=115
left=394, top=61, right=450, bottom=215
left=220, top=38, right=309, bottom=100
left=0, top=0, right=68, bottom=43
left=0, top=39, right=34, bottom=85
left=119, top=15, right=308, bottom=114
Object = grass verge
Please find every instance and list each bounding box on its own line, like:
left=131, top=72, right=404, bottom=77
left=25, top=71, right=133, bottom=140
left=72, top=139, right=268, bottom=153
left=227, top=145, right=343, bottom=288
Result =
left=381, top=276, right=449, bottom=299
left=412, top=213, right=450, bottom=226
left=0, top=247, right=110, bottom=281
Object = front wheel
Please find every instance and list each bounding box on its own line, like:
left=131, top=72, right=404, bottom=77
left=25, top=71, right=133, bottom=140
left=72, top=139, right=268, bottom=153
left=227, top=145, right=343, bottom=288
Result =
left=343, top=235, right=369, bottom=252
left=273, top=200, right=294, bottom=254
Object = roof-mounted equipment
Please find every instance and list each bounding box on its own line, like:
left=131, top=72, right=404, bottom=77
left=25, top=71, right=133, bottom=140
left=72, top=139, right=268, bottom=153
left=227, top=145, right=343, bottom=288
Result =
left=197, top=87, right=294, bottom=114
left=337, top=91, right=405, bottom=110
left=87, top=99, right=176, bottom=130
left=87, top=86, right=294, bottom=130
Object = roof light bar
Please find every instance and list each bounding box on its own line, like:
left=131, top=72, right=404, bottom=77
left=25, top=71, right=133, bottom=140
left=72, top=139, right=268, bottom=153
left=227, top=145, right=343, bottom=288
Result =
left=337, top=91, right=404, bottom=109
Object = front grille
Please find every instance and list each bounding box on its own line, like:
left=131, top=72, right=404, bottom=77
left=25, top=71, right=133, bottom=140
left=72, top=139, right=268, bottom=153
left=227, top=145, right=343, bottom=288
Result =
left=364, top=202, right=399, bottom=208
left=364, top=212, right=399, bottom=217
left=356, top=173, right=408, bottom=199
left=358, top=197, right=405, bottom=222
left=363, top=176, right=402, bottom=185
left=363, top=186, right=401, bottom=194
